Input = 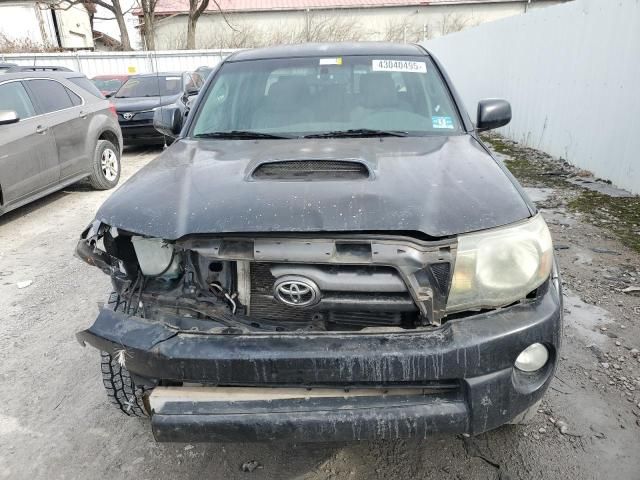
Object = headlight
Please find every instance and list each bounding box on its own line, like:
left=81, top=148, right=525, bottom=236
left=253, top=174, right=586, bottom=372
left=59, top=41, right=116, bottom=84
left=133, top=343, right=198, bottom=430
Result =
left=447, top=214, right=553, bottom=312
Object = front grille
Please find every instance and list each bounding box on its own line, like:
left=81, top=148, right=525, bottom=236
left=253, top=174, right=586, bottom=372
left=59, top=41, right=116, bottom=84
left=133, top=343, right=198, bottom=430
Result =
left=429, top=262, right=451, bottom=295
left=252, top=160, right=370, bottom=180
left=250, top=263, right=314, bottom=322
left=328, top=311, right=401, bottom=326
left=248, top=262, right=414, bottom=325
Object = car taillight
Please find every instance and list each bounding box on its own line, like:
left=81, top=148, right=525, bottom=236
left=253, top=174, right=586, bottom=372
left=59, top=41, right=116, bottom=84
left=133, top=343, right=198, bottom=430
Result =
left=108, top=103, right=117, bottom=117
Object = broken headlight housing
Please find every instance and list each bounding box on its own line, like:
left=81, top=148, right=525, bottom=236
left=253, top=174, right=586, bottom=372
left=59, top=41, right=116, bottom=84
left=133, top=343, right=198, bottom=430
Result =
left=446, top=214, right=553, bottom=313
left=131, top=236, right=181, bottom=278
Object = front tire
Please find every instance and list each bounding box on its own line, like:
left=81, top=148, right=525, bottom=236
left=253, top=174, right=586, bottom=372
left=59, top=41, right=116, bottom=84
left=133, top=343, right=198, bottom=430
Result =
left=100, top=351, right=148, bottom=417
left=89, top=139, right=121, bottom=190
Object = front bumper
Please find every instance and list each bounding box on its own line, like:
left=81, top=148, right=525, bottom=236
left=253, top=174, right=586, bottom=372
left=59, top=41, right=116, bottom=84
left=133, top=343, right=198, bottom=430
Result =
left=119, top=122, right=165, bottom=144
left=78, top=280, right=562, bottom=442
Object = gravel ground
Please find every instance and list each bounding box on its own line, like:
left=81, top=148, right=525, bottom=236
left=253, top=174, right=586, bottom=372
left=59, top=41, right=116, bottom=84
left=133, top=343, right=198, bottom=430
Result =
left=1, top=141, right=639, bottom=480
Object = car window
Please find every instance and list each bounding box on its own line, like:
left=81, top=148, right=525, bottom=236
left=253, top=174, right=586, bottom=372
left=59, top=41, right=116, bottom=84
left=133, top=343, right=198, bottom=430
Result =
left=192, top=55, right=462, bottom=137
left=115, top=76, right=183, bottom=98
left=67, top=88, right=83, bottom=106
left=92, top=78, right=125, bottom=93
left=0, top=81, right=37, bottom=120
left=26, top=79, right=76, bottom=113
left=70, top=76, right=104, bottom=98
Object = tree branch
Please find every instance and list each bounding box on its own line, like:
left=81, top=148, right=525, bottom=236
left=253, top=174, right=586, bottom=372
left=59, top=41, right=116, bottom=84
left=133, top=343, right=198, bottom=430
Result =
left=208, top=0, right=238, bottom=32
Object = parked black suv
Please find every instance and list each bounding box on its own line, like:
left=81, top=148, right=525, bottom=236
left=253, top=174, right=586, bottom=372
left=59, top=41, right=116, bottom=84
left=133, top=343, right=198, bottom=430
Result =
left=77, top=43, right=561, bottom=443
left=112, top=72, right=202, bottom=145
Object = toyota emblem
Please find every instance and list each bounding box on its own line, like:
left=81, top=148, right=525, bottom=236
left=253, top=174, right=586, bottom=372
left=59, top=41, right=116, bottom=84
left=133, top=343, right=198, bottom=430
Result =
left=273, top=276, right=321, bottom=307
left=123, top=112, right=134, bottom=120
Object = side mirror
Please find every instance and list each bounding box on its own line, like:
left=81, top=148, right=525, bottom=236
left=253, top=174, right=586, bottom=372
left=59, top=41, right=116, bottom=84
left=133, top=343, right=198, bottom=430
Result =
left=0, top=110, right=19, bottom=125
left=153, top=106, right=183, bottom=137
left=477, top=99, right=511, bottom=131
left=185, top=85, right=200, bottom=98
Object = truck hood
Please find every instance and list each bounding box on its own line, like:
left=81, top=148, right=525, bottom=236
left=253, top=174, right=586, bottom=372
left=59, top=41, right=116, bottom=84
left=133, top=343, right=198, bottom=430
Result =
left=95, top=135, right=533, bottom=240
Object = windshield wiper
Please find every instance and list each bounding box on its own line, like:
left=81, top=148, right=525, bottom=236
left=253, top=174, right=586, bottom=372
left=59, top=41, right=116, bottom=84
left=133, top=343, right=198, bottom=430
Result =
left=304, top=128, right=409, bottom=138
left=194, top=130, right=293, bottom=139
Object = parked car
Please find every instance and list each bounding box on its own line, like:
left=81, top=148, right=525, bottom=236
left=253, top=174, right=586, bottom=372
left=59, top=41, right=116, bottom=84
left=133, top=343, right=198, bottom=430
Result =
left=0, top=71, right=123, bottom=216
left=111, top=72, right=203, bottom=145
left=3, top=65, right=73, bottom=73
left=0, top=63, right=18, bottom=74
left=91, top=74, right=129, bottom=97
left=76, top=42, right=561, bottom=443
left=195, top=65, right=213, bottom=80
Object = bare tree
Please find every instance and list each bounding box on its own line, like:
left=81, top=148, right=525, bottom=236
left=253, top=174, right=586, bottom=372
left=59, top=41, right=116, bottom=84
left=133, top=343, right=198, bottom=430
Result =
left=138, top=0, right=158, bottom=50
left=186, top=0, right=209, bottom=49
left=383, top=18, right=428, bottom=43
left=171, top=11, right=363, bottom=50
left=94, top=0, right=131, bottom=50
left=186, top=0, right=238, bottom=49
left=304, top=11, right=362, bottom=43
left=82, top=0, right=96, bottom=28
left=438, top=12, right=472, bottom=36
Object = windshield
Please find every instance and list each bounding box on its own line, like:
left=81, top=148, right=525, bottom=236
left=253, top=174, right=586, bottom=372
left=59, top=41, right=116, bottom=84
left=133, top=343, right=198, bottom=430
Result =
left=191, top=55, right=461, bottom=138
left=115, top=75, right=182, bottom=98
left=93, top=78, right=125, bottom=92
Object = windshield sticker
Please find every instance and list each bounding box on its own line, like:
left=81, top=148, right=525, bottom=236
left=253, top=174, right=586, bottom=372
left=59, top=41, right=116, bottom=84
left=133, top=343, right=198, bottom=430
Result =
left=432, top=116, right=454, bottom=129
left=372, top=59, right=427, bottom=73
left=319, top=57, right=342, bottom=65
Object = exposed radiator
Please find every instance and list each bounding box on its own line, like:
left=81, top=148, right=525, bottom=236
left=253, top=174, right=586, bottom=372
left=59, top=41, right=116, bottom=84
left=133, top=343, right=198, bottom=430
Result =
left=249, top=262, right=314, bottom=322
left=248, top=262, right=411, bottom=326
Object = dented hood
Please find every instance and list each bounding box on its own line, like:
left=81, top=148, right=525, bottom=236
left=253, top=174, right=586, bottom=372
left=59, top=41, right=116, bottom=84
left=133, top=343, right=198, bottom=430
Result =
left=96, top=135, right=532, bottom=240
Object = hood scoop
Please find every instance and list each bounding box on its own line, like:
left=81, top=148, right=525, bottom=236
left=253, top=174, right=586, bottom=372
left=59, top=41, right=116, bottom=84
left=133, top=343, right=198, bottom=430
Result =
left=251, top=160, right=371, bottom=181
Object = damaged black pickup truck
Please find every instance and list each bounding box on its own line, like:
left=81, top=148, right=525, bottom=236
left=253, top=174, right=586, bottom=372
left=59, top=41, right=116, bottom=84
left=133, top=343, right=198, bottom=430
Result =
left=76, top=42, right=562, bottom=443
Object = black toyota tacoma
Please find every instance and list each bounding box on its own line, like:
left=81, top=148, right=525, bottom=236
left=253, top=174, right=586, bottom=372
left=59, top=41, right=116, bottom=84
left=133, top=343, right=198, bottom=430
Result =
left=76, top=42, right=561, bottom=443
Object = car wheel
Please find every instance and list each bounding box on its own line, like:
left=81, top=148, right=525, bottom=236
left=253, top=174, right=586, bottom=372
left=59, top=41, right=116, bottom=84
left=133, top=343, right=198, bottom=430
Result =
left=89, top=139, right=121, bottom=190
left=101, top=350, right=149, bottom=417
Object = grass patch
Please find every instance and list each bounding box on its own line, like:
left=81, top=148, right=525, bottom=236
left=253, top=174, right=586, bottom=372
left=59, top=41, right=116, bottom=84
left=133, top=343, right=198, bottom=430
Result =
left=482, top=133, right=640, bottom=253
left=568, top=190, right=640, bottom=252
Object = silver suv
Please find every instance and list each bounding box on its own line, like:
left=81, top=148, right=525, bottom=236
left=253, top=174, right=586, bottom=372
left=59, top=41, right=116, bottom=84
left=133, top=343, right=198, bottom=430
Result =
left=0, top=71, right=123, bottom=216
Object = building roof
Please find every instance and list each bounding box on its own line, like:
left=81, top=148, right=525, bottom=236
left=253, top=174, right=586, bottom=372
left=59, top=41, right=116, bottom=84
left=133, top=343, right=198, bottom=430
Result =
left=140, top=0, right=528, bottom=15
left=228, top=41, right=426, bottom=61
left=93, top=30, right=121, bottom=48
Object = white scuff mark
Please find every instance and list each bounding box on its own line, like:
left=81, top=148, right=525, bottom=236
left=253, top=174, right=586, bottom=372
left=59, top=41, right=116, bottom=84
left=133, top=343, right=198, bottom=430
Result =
left=480, top=396, right=493, bottom=407
left=114, top=349, right=127, bottom=368
left=16, top=280, right=32, bottom=289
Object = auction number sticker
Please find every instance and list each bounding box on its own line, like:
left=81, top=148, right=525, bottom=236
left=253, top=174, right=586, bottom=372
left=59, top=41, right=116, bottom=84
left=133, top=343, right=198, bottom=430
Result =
left=372, top=59, right=427, bottom=73
left=319, top=57, right=342, bottom=65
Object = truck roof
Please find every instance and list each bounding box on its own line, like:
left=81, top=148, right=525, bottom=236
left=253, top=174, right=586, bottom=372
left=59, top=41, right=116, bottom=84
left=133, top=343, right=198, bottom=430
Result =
left=229, top=42, right=428, bottom=62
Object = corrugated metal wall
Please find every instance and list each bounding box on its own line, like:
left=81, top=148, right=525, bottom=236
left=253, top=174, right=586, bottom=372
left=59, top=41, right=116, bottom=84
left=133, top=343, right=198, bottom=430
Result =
left=0, top=49, right=238, bottom=78
left=423, top=0, right=640, bottom=194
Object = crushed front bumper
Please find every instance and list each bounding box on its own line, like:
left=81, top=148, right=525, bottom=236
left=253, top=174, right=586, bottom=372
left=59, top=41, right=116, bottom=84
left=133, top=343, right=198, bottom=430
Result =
left=77, top=280, right=562, bottom=442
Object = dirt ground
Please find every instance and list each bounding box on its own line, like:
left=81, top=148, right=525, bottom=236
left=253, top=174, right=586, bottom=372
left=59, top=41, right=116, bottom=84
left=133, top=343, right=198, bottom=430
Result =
left=1, top=139, right=639, bottom=480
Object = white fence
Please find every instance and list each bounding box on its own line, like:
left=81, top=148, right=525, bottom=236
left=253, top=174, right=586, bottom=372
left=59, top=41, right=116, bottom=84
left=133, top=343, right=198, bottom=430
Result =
left=423, top=0, right=640, bottom=194
left=0, top=49, right=238, bottom=79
